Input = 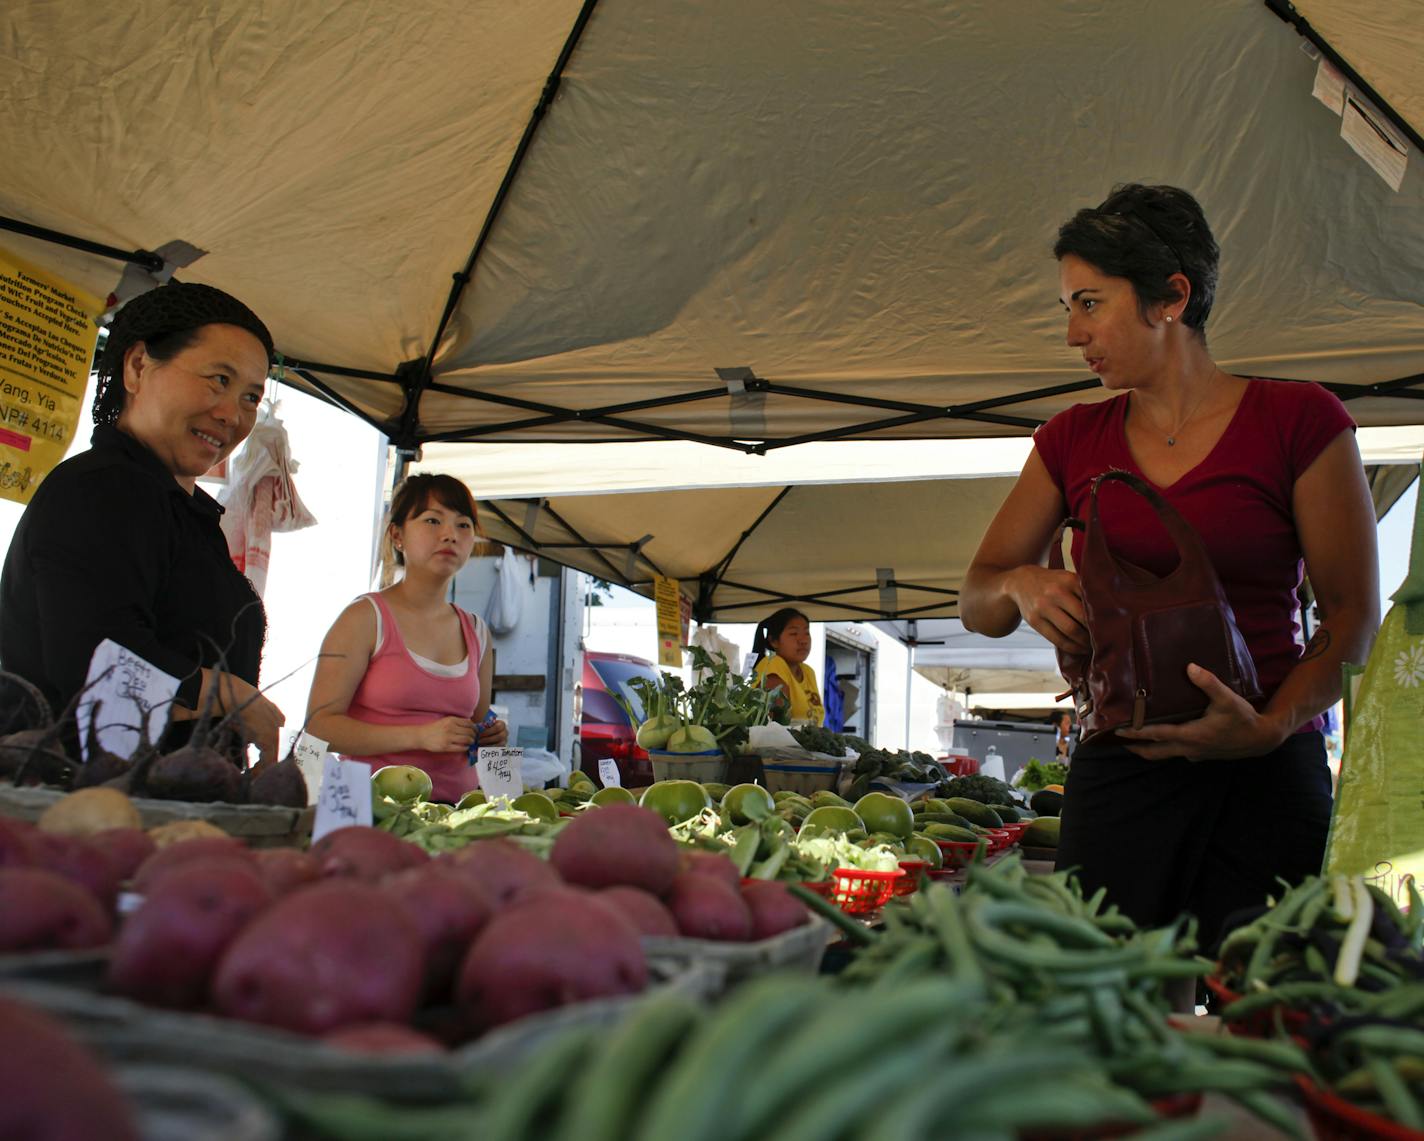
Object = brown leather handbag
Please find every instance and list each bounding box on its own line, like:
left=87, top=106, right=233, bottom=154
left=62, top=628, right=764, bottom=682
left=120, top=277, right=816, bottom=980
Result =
left=1049, top=470, right=1261, bottom=747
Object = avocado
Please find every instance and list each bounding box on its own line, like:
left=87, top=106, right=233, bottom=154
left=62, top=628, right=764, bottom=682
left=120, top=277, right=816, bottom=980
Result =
left=1029, top=790, right=1064, bottom=817
left=1021, top=816, right=1061, bottom=848
left=943, top=797, right=1004, bottom=829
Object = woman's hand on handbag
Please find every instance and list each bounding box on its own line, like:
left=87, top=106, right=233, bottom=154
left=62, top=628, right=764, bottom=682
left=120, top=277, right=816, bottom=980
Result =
left=1116, top=663, right=1286, bottom=761
left=1005, top=565, right=1090, bottom=654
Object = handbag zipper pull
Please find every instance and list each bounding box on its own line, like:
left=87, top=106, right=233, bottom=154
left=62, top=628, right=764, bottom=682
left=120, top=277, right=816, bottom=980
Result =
left=1132, top=688, right=1147, bottom=730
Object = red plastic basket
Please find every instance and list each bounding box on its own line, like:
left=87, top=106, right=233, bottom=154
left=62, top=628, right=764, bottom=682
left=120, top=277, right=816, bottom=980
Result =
left=1295, top=1075, right=1424, bottom=1141
left=894, top=859, right=929, bottom=896
left=797, top=868, right=903, bottom=915
left=1205, top=975, right=1310, bottom=1038
left=935, top=838, right=987, bottom=868
left=984, top=827, right=1014, bottom=852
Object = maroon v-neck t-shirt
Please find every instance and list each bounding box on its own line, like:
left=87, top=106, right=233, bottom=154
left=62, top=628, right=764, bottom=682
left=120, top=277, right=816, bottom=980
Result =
left=1034, top=378, right=1355, bottom=732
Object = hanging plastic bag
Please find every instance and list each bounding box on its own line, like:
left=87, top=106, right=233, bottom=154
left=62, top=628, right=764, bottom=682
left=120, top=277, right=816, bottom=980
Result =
left=486, top=546, right=524, bottom=635
left=1325, top=465, right=1424, bottom=907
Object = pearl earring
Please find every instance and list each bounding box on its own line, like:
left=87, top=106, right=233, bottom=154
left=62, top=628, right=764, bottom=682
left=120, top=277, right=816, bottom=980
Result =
left=1166, top=315, right=1174, bottom=323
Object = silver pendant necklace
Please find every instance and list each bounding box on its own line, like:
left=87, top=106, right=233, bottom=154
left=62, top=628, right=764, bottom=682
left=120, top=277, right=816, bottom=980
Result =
left=1147, top=372, right=1215, bottom=446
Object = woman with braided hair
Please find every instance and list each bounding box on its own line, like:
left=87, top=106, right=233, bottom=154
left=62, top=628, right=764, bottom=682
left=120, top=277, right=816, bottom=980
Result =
left=0, top=282, right=286, bottom=759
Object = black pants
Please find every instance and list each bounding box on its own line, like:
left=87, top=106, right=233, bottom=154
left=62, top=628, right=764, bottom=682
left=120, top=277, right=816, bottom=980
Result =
left=1054, top=732, right=1331, bottom=951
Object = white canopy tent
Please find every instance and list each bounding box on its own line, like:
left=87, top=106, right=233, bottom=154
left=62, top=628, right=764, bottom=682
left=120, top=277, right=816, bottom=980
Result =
left=0, top=0, right=1421, bottom=455
left=417, top=425, right=1422, bottom=629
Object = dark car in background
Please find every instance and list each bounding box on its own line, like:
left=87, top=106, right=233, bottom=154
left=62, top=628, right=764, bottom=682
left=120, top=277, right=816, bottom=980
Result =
left=574, top=651, right=661, bottom=786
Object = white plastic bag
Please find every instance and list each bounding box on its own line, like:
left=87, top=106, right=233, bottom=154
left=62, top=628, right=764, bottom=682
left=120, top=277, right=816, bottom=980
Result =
left=520, top=747, right=572, bottom=790
left=486, top=547, right=524, bottom=635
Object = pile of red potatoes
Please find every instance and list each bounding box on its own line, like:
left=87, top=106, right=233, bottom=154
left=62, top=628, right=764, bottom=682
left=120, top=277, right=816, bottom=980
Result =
left=0, top=798, right=810, bottom=1052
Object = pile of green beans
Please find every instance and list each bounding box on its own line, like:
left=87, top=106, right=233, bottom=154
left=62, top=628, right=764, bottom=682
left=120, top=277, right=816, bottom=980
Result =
left=1304, top=984, right=1424, bottom=1130
left=1216, top=875, right=1424, bottom=1029
left=810, top=858, right=1310, bottom=1135
left=268, top=973, right=1253, bottom=1141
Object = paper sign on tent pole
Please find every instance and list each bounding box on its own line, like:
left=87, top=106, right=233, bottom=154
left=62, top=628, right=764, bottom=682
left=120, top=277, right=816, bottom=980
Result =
left=653, top=573, right=689, bottom=668
left=0, top=247, right=101, bottom=504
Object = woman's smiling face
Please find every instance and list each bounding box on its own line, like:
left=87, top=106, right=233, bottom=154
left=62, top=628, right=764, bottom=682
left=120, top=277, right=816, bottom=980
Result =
left=118, top=323, right=269, bottom=489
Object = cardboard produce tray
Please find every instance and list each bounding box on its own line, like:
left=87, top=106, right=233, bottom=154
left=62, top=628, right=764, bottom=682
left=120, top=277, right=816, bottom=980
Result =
left=0, top=953, right=720, bottom=1103
left=0, top=784, right=311, bottom=848
left=642, top=914, right=833, bottom=993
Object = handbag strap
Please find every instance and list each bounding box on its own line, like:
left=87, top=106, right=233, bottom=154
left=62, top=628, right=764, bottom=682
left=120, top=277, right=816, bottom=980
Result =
left=1084, top=469, right=1213, bottom=587
left=1046, top=518, right=1083, bottom=572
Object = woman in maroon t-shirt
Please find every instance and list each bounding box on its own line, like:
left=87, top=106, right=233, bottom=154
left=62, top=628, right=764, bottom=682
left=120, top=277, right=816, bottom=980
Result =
left=961, top=184, right=1380, bottom=955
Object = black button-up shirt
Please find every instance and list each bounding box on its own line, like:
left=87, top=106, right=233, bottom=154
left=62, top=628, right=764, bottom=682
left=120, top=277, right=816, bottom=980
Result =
left=0, top=425, right=265, bottom=721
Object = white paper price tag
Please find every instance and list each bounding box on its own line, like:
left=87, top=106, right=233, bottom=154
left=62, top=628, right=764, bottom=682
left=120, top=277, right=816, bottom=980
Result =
left=597, top=757, right=622, bottom=788
left=78, top=639, right=180, bottom=762
left=312, top=756, right=372, bottom=844
left=476, top=747, right=523, bottom=802
left=293, top=733, right=329, bottom=767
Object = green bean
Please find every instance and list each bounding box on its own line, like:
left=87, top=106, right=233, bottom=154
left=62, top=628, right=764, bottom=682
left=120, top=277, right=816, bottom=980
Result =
left=1368, top=1055, right=1424, bottom=1132
left=1243, top=879, right=1326, bottom=987
left=1335, top=1023, right=1424, bottom=1058
left=1222, top=981, right=1356, bottom=1019
left=1223, top=1088, right=1309, bottom=1139
left=973, top=899, right=1117, bottom=948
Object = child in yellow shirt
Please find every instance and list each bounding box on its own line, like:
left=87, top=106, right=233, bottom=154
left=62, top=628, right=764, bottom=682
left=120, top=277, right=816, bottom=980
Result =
left=751, top=607, right=824, bottom=727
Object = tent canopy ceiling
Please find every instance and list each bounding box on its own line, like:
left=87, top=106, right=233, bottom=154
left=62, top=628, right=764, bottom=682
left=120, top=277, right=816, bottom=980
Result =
left=422, top=428, right=1421, bottom=624
left=3, top=1, right=1422, bottom=451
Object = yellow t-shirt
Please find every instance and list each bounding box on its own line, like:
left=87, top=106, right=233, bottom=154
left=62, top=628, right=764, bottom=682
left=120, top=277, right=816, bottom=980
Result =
left=754, top=654, right=825, bottom=726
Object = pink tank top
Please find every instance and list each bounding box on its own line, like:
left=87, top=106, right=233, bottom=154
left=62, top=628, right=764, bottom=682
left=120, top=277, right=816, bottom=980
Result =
left=344, top=592, right=483, bottom=804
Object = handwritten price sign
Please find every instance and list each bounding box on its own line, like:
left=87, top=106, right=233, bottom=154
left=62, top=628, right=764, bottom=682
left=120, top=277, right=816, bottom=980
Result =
left=597, top=757, right=622, bottom=788
left=78, top=639, right=179, bottom=762
left=476, top=747, right=523, bottom=802
left=312, top=756, right=372, bottom=844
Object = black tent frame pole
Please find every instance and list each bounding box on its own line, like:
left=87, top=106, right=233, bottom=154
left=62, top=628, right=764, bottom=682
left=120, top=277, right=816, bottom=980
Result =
left=284, top=369, right=391, bottom=435
left=396, top=0, right=602, bottom=446
left=1264, top=0, right=1424, bottom=154
left=0, top=216, right=165, bottom=273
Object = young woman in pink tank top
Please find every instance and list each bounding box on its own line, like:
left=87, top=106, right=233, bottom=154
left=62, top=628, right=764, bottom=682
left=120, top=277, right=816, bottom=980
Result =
left=304, top=474, right=509, bottom=803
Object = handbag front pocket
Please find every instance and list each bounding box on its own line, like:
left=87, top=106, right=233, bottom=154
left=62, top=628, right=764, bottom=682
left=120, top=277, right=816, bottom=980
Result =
left=1133, top=602, right=1233, bottom=725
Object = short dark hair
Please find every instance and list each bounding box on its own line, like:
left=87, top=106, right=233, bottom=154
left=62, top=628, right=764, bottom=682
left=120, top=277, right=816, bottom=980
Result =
left=751, top=607, right=809, bottom=665
left=386, top=473, right=480, bottom=567
left=1053, top=184, right=1220, bottom=335
left=93, top=282, right=275, bottom=426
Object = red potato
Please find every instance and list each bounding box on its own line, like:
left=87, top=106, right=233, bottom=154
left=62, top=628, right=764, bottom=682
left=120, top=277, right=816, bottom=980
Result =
left=212, top=881, right=425, bottom=1035
left=665, top=872, right=753, bottom=942
left=92, top=827, right=157, bottom=883
left=0, top=995, right=141, bottom=1141
left=0, top=867, right=112, bottom=952
left=677, top=849, right=742, bottom=891
left=108, top=863, right=273, bottom=1009
left=457, top=889, right=646, bottom=1029
left=740, top=879, right=810, bottom=940
left=383, top=865, right=495, bottom=1000
left=0, top=816, right=34, bottom=869
left=252, top=848, right=321, bottom=896
left=439, top=838, right=561, bottom=907
left=598, top=886, right=679, bottom=937
left=132, top=836, right=252, bottom=892
left=550, top=803, right=679, bottom=895
left=311, top=825, right=429, bottom=880
left=22, top=831, right=121, bottom=909
left=322, top=1022, right=446, bottom=1055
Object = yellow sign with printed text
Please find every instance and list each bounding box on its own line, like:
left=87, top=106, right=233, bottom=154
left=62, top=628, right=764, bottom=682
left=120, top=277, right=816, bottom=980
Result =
left=0, top=247, right=101, bottom=503
left=653, top=573, right=690, bottom=668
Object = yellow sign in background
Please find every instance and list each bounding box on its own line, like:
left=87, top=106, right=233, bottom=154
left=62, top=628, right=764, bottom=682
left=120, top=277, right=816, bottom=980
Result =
left=0, top=247, right=102, bottom=504
left=653, top=573, right=690, bottom=668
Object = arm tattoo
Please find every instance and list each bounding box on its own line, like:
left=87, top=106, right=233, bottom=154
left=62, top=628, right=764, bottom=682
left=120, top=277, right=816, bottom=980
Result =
left=1300, top=627, right=1332, bottom=662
